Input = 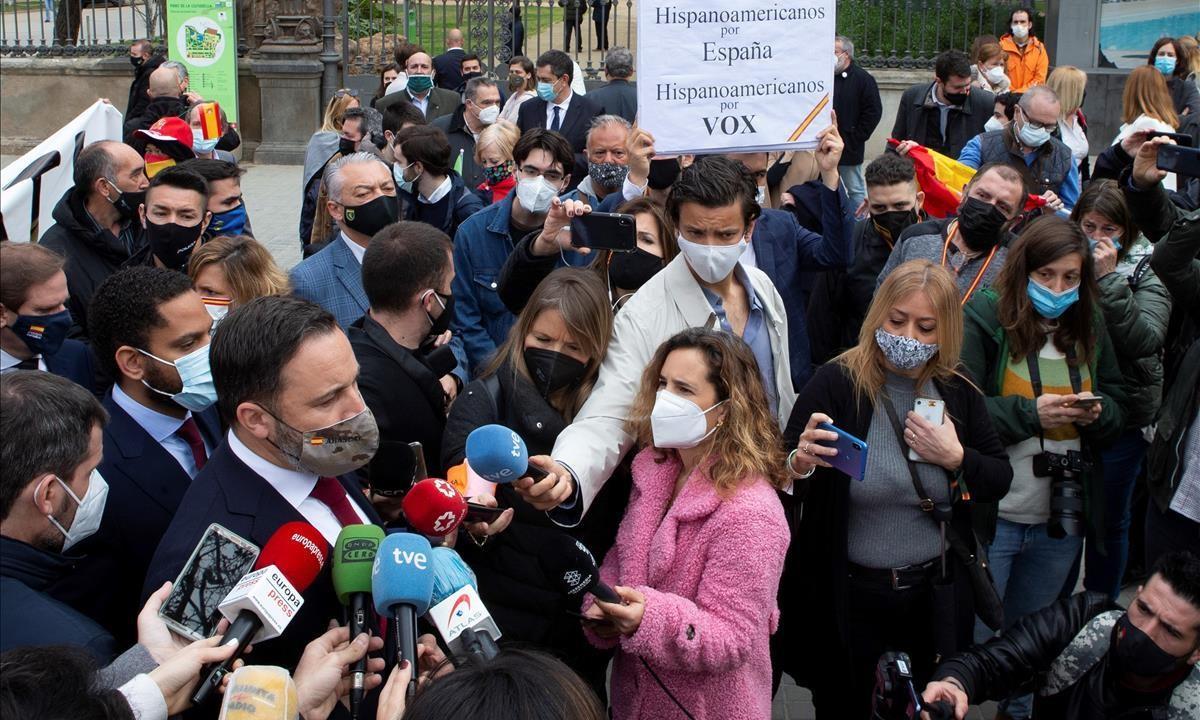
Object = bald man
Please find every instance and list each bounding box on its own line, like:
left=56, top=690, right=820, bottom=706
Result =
left=123, top=65, right=188, bottom=142
left=434, top=29, right=467, bottom=91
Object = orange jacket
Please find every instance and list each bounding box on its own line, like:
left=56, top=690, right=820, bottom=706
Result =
left=1000, top=34, right=1048, bottom=92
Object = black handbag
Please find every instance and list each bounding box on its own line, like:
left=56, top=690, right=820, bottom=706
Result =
left=881, top=397, right=1005, bottom=632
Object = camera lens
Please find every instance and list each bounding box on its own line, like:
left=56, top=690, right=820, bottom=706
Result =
left=1048, top=478, right=1085, bottom=538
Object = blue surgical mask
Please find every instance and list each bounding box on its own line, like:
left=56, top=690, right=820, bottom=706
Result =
left=392, top=161, right=417, bottom=194
left=537, top=81, right=557, bottom=102
left=1154, top=56, right=1176, bottom=76
left=11, top=309, right=73, bottom=356
left=192, top=129, right=219, bottom=155
left=207, top=203, right=248, bottom=238
left=1017, top=117, right=1051, bottom=148
left=138, top=343, right=218, bottom=412
left=1027, top=277, right=1080, bottom=319
left=1087, top=235, right=1122, bottom=252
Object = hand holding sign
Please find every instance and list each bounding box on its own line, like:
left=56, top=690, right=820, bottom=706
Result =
left=815, top=115, right=844, bottom=190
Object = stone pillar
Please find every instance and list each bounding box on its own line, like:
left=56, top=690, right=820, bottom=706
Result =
left=247, top=0, right=325, bottom=163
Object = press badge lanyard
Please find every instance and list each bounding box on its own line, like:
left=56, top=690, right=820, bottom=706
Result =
left=1026, top=346, right=1082, bottom=450
left=940, top=220, right=998, bottom=306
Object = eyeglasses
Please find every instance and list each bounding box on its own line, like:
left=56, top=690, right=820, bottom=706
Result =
left=334, top=88, right=360, bottom=99
left=519, top=165, right=565, bottom=184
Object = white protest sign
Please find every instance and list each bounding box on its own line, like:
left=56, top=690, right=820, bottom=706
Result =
left=636, top=0, right=835, bottom=154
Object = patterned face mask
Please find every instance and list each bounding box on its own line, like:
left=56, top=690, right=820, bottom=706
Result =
left=874, top=328, right=939, bottom=371
left=266, top=404, right=380, bottom=476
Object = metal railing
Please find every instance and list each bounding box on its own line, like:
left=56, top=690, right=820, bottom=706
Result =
left=0, top=0, right=164, bottom=55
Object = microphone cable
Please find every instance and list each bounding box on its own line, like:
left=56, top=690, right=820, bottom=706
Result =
left=639, top=657, right=695, bottom=720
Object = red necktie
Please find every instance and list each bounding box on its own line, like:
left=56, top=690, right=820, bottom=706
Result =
left=309, top=476, right=362, bottom=527
left=175, top=417, right=208, bottom=471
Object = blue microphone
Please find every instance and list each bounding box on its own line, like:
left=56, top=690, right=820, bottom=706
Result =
left=372, top=532, right=434, bottom=699
left=465, top=424, right=549, bottom=484
left=426, top=546, right=500, bottom=660
left=429, top=546, right=476, bottom=605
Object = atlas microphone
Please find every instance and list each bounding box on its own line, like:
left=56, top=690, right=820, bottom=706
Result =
left=333, top=524, right=385, bottom=720
left=401, top=478, right=468, bottom=538
left=372, top=532, right=435, bottom=700
left=426, top=546, right=501, bottom=660
left=537, top=534, right=621, bottom=604
left=465, top=424, right=550, bottom=483
left=192, top=521, right=329, bottom=706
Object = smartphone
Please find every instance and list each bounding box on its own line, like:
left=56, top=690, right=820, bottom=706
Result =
left=158, top=524, right=260, bottom=641
left=570, top=212, right=636, bottom=252
left=464, top=501, right=506, bottom=523
left=1069, top=396, right=1103, bottom=409
left=1144, top=130, right=1193, bottom=147
left=908, top=398, right=946, bottom=463
left=816, top=422, right=869, bottom=481
left=1157, top=144, right=1200, bottom=177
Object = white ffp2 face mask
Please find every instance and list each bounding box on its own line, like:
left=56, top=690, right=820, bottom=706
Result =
left=39, top=469, right=109, bottom=552
left=515, top=176, right=558, bottom=214
left=650, top=389, right=726, bottom=449
left=677, top=234, right=748, bottom=284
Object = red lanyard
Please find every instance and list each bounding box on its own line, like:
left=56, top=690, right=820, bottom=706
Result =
left=941, top=221, right=998, bottom=306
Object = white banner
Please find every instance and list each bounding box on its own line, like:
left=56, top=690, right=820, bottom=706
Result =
left=1, top=100, right=124, bottom=244
left=636, top=0, right=835, bottom=154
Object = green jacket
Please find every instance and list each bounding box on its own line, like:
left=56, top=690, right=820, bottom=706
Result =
left=962, top=288, right=1127, bottom=541
left=1096, top=261, right=1171, bottom=429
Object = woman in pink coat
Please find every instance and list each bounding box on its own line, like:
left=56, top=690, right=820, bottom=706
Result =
left=581, top=328, right=791, bottom=719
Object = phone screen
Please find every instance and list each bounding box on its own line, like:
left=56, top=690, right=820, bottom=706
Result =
left=159, top=524, right=259, bottom=640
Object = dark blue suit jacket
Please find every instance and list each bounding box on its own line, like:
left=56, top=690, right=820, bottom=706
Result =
left=751, top=185, right=856, bottom=391
left=50, top=392, right=222, bottom=645
left=142, top=439, right=382, bottom=669
left=44, top=338, right=102, bottom=395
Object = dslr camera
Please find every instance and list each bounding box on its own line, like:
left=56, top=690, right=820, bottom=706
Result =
left=1033, top=449, right=1090, bottom=539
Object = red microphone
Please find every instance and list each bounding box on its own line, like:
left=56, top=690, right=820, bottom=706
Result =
left=192, top=522, right=329, bottom=705
left=402, top=478, right=468, bottom=537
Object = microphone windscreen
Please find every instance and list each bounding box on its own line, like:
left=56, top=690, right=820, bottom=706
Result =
left=218, top=665, right=298, bottom=720
left=465, top=424, right=529, bottom=484
left=255, top=521, right=329, bottom=593
left=333, top=524, right=385, bottom=604
left=428, top=546, right=477, bottom=607
left=372, top=532, right=435, bottom=616
left=536, top=534, right=606, bottom=599
left=401, top=478, right=467, bottom=536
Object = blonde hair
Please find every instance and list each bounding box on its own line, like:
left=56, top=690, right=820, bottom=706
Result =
left=837, top=260, right=965, bottom=406
left=1121, top=65, right=1179, bottom=127
left=1179, top=35, right=1200, bottom=76
left=483, top=268, right=613, bottom=422
left=473, top=120, right=520, bottom=165
left=187, top=235, right=291, bottom=306
left=320, top=90, right=360, bottom=133
left=1048, top=65, right=1087, bottom=118
left=626, top=328, right=786, bottom=494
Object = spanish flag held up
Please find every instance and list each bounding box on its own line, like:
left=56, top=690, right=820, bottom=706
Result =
left=887, top=138, right=975, bottom=218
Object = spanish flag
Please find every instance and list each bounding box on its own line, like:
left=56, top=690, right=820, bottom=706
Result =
left=198, top=102, right=222, bottom=141
left=887, top=139, right=975, bottom=218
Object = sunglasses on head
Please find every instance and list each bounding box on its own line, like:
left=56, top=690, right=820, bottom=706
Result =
left=334, top=88, right=360, bottom=99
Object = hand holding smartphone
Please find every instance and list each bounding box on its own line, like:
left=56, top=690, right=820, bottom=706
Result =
left=158, top=524, right=259, bottom=641
left=908, top=398, right=945, bottom=463
left=570, top=212, right=637, bottom=252
left=1068, top=395, right=1103, bottom=410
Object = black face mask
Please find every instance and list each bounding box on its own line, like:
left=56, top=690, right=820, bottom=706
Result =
left=425, top=291, right=454, bottom=338
left=1109, top=613, right=1189, bottom=678
left=956, top=197, right=1008, bottom=252
left=871, top=209, right=920, bottom=245
left=146, top=219, right=204, bottom=270
left=338, top=137, right=358, bottom=156
left=131, top=55, right=145, bottom=69
left=939, top=82, right=969, bottom=106
left=462, top=71, right=483, bottom=83
left=340, top=194, right=399, bottom=238
left=106, top=180, right=144, bottom=222
left=524, top=347, right=588, bottom=398
left=608, top=248, right=663, bottom=293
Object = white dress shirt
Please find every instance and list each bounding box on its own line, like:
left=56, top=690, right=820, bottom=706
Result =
left=341, top=231, right=366, bottom=265
left=545, top=92, right=573, bottom=130
left=408, top=90, right=430, bottom=117
left=420, top=176, right=453, bottom=204
left=226, top=429, right=369, bottom=545
left=112, top=384, right=208, bottom=479
left=0, top=348, right=44, bottom=372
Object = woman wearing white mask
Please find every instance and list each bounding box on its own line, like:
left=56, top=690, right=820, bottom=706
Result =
left=971, top=41, right=1011, bottom=94
left=779, top=259, right=1011, bottom=718
left=580, top=327, right=789, bottom=720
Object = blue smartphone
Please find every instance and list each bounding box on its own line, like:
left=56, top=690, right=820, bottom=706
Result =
left=816, top=422, right=869, bottom=481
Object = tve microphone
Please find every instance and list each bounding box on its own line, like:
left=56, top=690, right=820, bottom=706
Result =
left=465, top=424, right=549, bottom=483
left=333, top=524, right=385, bottom=720
left=401, top=478, right=468, bottom=537
left=372, top=532, right=435, bottom=699
left=537, top=534, right=621, bottom=604
left=218, top=665, right=298, bottom=719
left=426, top=546, right=501, bottom=659
left=192, top=521, right=329, bottom=706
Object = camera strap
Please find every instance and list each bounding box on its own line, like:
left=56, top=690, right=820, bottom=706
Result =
left=1025, top=347, right=1081, bottom=451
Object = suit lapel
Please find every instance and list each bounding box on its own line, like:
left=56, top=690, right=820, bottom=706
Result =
left=212, top=444, right=306, bottom=541
left=193, top=407, right=223, bottom=450
left=101, top=394, right=191, bottom=514
left=751, top=217, right=778, bottom=278
left=330, top=240, right=369, bottom=314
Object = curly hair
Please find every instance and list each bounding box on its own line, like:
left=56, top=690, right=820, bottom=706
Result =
left=626, top=328, right=785, bottom=493
left=88, top=266, right=196, bottom=381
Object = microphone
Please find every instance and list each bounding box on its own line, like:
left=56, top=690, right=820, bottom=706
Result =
left=465, top=424, right=550, bottom=484
left=332, top=524, right=385, bottom=720
left=192, top=521, right=329, bottom=706
left=401, top=478, right=468, bottom=537
left=536, top=534, right=621, bottom=604
left=218, top=665, right=298, bottom=719
left=426, top=546, right=501, bottom=660
left=372, top=532, right=435, bottom=700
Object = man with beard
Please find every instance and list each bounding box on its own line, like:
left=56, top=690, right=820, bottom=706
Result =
left=876, top=163, right=1027, bottom=302
left=892, top=50, right=994, bottom=160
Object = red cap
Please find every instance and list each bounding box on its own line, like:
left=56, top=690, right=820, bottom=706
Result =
left=134, top=116, right=194, bottom=151
left=255, top=521, right=329, bottom=592
left=402, top=478, right=467, bottom=537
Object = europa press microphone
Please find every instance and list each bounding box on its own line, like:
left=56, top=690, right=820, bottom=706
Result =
left=372, top=532, right=435, bottom=700
left=426, top=546, right=502, bottom=660
left=537, top=534, right=622, bottom=604
left=192, top=521, right=330, bottom=706
left=465, top=424, right=550, bottom=483
left=332, top=524, right=385, bottom=720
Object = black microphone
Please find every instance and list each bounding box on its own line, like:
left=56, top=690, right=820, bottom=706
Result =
left=536, top=534, right=621, bottom=604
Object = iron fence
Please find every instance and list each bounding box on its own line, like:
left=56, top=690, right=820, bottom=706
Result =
left=0, top=0, right=164, bottom=55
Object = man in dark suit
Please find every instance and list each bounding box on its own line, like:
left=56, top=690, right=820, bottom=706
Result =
left=432, top=77, right=503, bottom=190
left=0, top=243, right=98, bottom=392
left=433, top=29, right=466, bottom=91
left=891, top=49, right=993, bottom=161
left=517, top=49, right=603, bottom=188
left=376, top=50, right=461, bottom=122
left=51, top=267, right=221, bottom=645
left=586, top=47, right=637, bottom=123
left=291, top=153, right=399, bottom=328
left=143, top=296, right=383, bottom=670
left=833, top=35, right=883, bottom=209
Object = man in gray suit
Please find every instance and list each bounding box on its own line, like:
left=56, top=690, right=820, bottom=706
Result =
left=586, top=47, right=637, bottom=123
